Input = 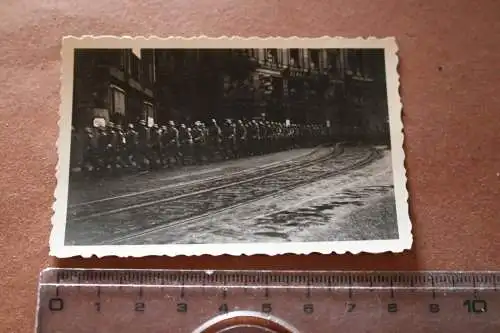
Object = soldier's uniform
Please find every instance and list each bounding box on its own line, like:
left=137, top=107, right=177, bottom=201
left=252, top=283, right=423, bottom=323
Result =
left=83, top=127, right=99, bottom=173
left=162, top=121, right=180, bottom=167
left=114, top=124, right=128, bottom=169
left=150, top=124, right=163, bottom=169
left=207, top=119, right=222, bottom=161
left=159, top=125, right=169, bottom=166
left=273, top=122, right=281, bottom=151
left=200, top=122, right=211, bottom=158
left=235, top=119, right=247, bottom=158
left=221, top=119, right=236, bottom=159
left=247, top=120, right=260, bottom=156
left=96, top=126, right=109, bottom=171
left=305, top=124, right=314, bottom=147
left=260, top=121, right=270, bottom=154
left=291, top=124, right=299, bottom=149
left=191, top=121, right=206, bottom=164
left=125, top=124, right=139, bottom=168
left=106, top=123, right=119, bottom=170
left=178, top=124, right=192, bottom=165
left=137, top=120, right=151, bottom=170
left=275, top=122, right=284, bottom=151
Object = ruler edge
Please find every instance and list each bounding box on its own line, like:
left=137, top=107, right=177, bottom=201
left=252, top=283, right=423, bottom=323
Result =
left=35, top=269, right=500, bottom=333
left=40, top=267, right=500, bottom=274
left=38, top=268, right=500, bottom=288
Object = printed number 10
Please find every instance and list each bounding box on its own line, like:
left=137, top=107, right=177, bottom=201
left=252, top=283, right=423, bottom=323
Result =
left=463, top=300, right=487, bottom=313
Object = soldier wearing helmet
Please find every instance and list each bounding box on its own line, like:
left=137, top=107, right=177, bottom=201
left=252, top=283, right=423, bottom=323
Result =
left=125, top=123, right=139, bottom=168
left=161, top=120, right=180, bottom=167
left=191, top=121, right=206, bottom=165
left=136, top=119, right=151, bottom=170
left=207, top=118, right=222, bottom=161
left=221, top=119, right=236, bottom=159
left=83, top=126, right=99, bottom=173
left=114, top=124, right=128, bottom=169
left=149, top=124, right=162, bottom=169
left=247, top=119, right=260, bottom=156
left=178, top=123, right=192, bottom=165
left=235, top=119, right=248, bottom=158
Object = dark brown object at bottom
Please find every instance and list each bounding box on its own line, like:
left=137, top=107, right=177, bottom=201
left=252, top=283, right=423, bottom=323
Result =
left=1, top=1, right=499, bottom=333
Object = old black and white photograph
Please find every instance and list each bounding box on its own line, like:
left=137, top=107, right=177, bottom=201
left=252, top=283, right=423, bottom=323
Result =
left=50, top=37, right=410, bottom=257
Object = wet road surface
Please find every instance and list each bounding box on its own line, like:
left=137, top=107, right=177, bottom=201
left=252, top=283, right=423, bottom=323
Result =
left=64, top=145, right=398, bottom=245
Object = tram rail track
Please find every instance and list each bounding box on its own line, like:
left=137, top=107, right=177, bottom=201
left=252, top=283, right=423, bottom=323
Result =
left=68, top=145, right=341, bottom=221
left=69, top=145, right=331, bottom=208
left=98, top=147, right=383, bottom=245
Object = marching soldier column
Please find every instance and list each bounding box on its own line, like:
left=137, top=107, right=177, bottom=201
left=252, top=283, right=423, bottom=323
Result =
left=72, top=118, right=331, bottom=176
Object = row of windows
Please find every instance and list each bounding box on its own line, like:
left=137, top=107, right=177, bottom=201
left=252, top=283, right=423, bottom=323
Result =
left=80, top=49, right=155, bottom=85
left=122, top=50, right=155, bottom=85
left=109, top=85, right=155, bottom=122
left=243, top=49, right=340, bottom=72
left=240, top=48, right=376, bottom=78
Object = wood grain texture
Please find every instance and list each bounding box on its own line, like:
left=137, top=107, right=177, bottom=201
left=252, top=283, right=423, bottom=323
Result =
left=0, top=0, right=499, bottom=332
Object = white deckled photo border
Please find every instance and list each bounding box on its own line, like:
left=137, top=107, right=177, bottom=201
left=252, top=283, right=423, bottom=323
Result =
left=50, top=36, right=410, bottom=258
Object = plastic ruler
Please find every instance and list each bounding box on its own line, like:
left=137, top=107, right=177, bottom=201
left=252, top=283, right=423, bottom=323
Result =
left=36, top=268, right=500, bottom=332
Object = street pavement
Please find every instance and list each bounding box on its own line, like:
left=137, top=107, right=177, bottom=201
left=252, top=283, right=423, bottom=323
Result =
left=64, top=145, right=398, bottom=245
left=67, top=147, right=328, bottom=205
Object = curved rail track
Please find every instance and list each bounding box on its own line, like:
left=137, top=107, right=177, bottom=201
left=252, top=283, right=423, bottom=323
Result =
left=67, top=147, right=383, bottom=246
left=68, top=145, right=341, bottom=221
left=69, top=146, right=331, bottom=208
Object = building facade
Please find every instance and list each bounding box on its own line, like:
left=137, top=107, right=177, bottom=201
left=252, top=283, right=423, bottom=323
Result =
left=153, top=49, right=258, bottom=124
left=241, top=48, right=389, bottom=142
left=72, top=49, right=156, bottom=129
left=152, top=48, right=389, bottom=141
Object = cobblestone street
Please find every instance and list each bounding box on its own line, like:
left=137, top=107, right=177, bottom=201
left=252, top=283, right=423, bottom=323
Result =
left=64, top=145, right=398, bottom=245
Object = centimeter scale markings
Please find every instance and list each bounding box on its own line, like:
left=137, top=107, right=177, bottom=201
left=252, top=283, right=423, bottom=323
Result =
left=36, top=269, right=500, bottom=333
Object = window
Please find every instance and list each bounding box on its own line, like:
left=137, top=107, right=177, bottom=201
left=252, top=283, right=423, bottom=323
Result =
left=148, top=62, right=154, bottom=84
left=125, top=51, right=132, bottom=75
left=143, top=102, right=155, bottom=126
left=141, top=53, right=154, bottom=84
left=357, top=50, right=364, bottom=75
left=265, top=49, right=278, bottom=67
left=130, top=53, right=140, bottom=79
left=119, top=50, right=126, bottom=71
left=348, top=49, right=364, bottom=75
left=289, top=49, right=300, bottom=67
left=327, top=50, right=338, bottom=70
left=271, top=49, right=279, bottom=66
left=309, top=50, right=320, bottom=70
left=111, top=86, right=126, bottom=116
